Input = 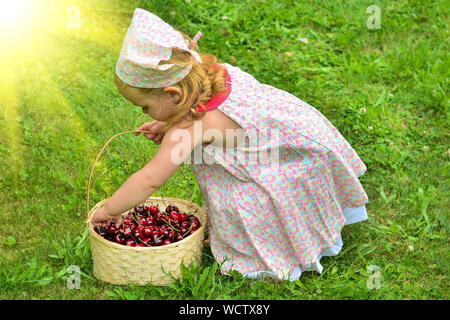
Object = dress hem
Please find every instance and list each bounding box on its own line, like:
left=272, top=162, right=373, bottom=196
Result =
left=229, top=204, right=368, bottom=281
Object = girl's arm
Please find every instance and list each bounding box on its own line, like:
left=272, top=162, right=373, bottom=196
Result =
left=91, top=119, right=203, bottom=227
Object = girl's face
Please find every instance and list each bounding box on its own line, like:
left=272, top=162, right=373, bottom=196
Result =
left=118, top=85, right=181, bottom=121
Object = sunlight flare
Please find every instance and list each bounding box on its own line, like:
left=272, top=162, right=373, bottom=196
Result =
left=0, top=0, right=33, bottom=31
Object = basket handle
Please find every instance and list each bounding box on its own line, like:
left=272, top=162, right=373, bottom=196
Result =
left=86, top=130, right=154, bottom=224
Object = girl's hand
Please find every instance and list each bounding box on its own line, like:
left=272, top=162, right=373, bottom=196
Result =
left=135, top=121, right=166, bottom=145
left=91, top=206, right=123, bottom=228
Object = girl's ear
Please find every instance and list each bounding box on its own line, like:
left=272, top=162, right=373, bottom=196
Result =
left=163, top=86, right=182, bottom=102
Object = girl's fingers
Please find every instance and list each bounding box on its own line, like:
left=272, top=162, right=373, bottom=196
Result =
left=135, top=126, right=148, bottom=136
left=154, top=133, right=164, bottom=145
left=136, top=121, right=158, bottom=136
left=112, top=215, right=123, bottom=228
left=135, top=124, right=147, bottom=136
left=135, top=121, right=166, bottom=141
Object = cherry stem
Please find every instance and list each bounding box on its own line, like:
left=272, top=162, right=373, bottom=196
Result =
left=136, top=237, right=152, bottom=247
left=183, top=225, right=193, bottom=237
left=131, top=215, right=143, bottom=227
left=161, top=217, right=180, bottom=232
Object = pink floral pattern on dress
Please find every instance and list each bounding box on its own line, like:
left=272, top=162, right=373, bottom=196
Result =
left=191, top=63, right=368, bottom=279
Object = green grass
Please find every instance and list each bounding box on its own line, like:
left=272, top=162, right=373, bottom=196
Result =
left=0, top=0, right=448, bottom=299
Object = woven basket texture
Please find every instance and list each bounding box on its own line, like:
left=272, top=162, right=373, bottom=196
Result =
left=87, top=197, right=206, bottom=286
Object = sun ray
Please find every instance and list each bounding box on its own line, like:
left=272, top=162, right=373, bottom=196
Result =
left=0, top=0, right=138, bottom=193
left=0, top=54, right=24, bottom=187
left=19, top=58, right=99, bottom=164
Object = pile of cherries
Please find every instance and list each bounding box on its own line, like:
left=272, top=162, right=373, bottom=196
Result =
left=94, top=204, right=201, bottom=247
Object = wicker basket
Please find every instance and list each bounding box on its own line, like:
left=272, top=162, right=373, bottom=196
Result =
left=85, top=131, right=207, bottom=286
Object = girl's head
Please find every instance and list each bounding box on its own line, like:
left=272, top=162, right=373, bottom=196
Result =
left=115, top=31, right=228, bottom=132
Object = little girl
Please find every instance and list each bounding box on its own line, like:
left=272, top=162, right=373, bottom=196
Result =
left=92, top=8, right=369, bottom=281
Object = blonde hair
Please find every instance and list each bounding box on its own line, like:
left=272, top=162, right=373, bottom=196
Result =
left=114, top=30, right=228, bottom=132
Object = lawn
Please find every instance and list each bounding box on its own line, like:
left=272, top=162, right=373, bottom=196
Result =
left=0, top=0, right=448, bottom=299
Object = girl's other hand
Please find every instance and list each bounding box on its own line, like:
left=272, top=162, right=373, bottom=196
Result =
left=135, top=121, right=166, bottom=145
left=91, top=206, right=123, bottom=228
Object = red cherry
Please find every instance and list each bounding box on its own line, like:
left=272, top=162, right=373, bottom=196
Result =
left=134, top=205, right=145, bottom=214
left=153, top=238, right=163, bottom=246
left=163, top=239, right=172, bottom=246
left=127, top=222, right=136, bottom=231
left=136, top=243, right=145, bottom=247
left=143, top=226, right=153, bottom=237
left=139, top=217, right=147, bottom=226
left=145, top=216, right=154, bottom=226
left=107, top=225, right=117, bottom=234
left=155, top=212, right=167, bottom=225
left=159, top=224, right=168, bottom=230
left=190, top=220, right=200, bottom=229
left=178, top=212, right=187, bottom=222
left=149, top=205, right=159, bottom=215
left=171, top=216, right=181, bottom=227
left=169, top=211, right=179, bottom=220
left=142, top=237, right=151, bottom=244
left=125, top=239, right=136, bottom=247
left=151, top=231, right=159, bottom=239
left=165, top=204, right=179, bottom=213
left=175, top=233, right=184, bottom=242
left=189, top=215, right=199, bottom=221
left=114, top=233, right=125, bottom=244
left=180, top=221, right=190, bottom=229
left=160, top=228, right=170, bottom=238
left=122, top=226, right=133, bottom=237
left=189, top=227, right=198, bottom=235
left=97, top=226, right=108, bottom=238
left=133, top=230, right=143, bottom=240
left=168, top=230, right=176, bottom=240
